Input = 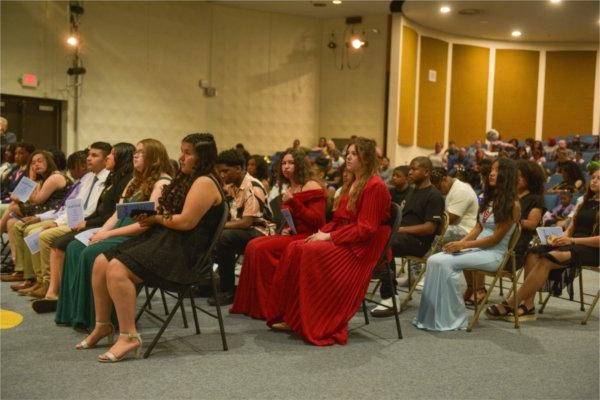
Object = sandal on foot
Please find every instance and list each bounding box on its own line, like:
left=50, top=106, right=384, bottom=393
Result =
left=485, top=301, right=512, bottom=320
left=506, top=304, right=536, bottom=322
left=76, top=321, right=114, bottom=350
left=98, top=332, right=142, bottom=363
left=465, top=288, right=487, bottom=307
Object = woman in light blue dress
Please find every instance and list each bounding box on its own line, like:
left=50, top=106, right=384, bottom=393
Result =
left=413, top=158, right=520, bottom=331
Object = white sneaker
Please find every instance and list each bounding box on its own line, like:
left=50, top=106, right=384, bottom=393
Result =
left=370, top=295, right=401, bottom=318
left=396, top=275, right=413, bottom=288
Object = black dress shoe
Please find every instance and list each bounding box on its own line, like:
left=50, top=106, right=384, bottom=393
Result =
left=32, top=298, right=58, bottom=313
left=207, top=291, right=234, bottom=306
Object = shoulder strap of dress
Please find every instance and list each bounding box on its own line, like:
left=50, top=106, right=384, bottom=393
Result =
left=207, top=173, right=226, bottom=202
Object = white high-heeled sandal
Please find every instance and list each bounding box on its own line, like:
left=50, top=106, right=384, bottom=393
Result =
left=75, top=321, right=114, bottom=350
left=98, top=332, right=143, bottom=363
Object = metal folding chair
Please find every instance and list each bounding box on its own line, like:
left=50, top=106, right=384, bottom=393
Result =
left=135, top=202, right=229, bottom=358
left=362, top=202, right=404, bottom=339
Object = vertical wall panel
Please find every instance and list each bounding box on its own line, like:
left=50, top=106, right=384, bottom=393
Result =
left=543, top=51, right=596, bottom=138
left=493, top=49, right=539, bottom=140
left=417, top=36, right=447, bottom=148
left=449, top=44, right=489, bottom=147
left=398, top=26, right=417, bottom=146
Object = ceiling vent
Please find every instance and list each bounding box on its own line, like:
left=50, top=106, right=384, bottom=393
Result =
left=312, top=2, right=327, bottom=7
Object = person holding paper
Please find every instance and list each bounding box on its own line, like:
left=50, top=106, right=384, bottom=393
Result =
left=266, top=138, right=391, bottom=345
left=487, top=168, right=600, bottom=321
left=11, top=145, right=109, bottom=298
left=231, top=148, right=325, bottom=320
left=0, top=142, right=34, bottom=274
left=2, top=150, right=71, bottom=287
left=413, top=158, right=520, bottom=331
left=32, top=143, right=135, bottom=313
left=56, top=139, right=172, bottom=330
left=79, top=133, right=222, bottom=362
left=5, top=151, right=89, bottom=291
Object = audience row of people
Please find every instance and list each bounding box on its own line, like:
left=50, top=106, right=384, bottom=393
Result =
left=0, top=132, right=598, bottom=362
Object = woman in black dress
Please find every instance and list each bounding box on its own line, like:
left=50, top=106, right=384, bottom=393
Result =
left=78, top=133, right=224, bottom=362
left=488, top=168, right=600, bottom=321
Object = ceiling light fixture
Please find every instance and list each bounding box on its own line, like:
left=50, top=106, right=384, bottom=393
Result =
left=66, top=35, right=78, bottom=46
left=550, top=0, right=561, bottom=3
left=350, top=37, right=365, bottom=49
left=440, top=6, right=451, bottom=13
left=511, top=30, right=522, bottom=37
left=332, top=0, right=342, bottom=4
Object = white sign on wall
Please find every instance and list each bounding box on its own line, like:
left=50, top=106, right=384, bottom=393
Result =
left=428, top=69, right=437, bottom=82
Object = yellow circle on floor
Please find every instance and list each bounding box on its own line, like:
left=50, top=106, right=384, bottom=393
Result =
left=0, top=309, right=23, bottom=329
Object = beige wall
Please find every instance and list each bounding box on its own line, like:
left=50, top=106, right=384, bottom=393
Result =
left=387, top=15, right=599, bottom=166
left=318, top=15, right=388, bottom=148
left=4, top=2, right=384, bottom=157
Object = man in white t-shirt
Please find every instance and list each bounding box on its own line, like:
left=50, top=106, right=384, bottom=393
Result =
left=430, top=167, right=479, bottom=242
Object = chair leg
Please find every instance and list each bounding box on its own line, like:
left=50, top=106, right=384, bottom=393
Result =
left=160, top=289, right=169, bottom=315
left=467, top=274, right=498, bottom=332
left=212, top=271, right=228, bottom=351
left=362, top=300, right=369, bottom=325
left=400, top=263, right=426, bottom=309
left=369, top=280, right=381, bottom=298
left=499, top=276, right=504, bottom=296
left=136, top=287, right=158, bottom=322
left=505, top=268, right=523, bottom=300
left=389, top=266, right=402, bottom=339
left=144, top=286, right=153, bottom=310
left=581, top=290, right=600, bottom=325
left=188, top=287, right=201, bottom=334
left=179, top=293, right=188, bottom=329
left=539, top=292, right=552, bottom=314
left=578, top=267, right=585, bottom=312
left=143, top=294, right=185, bottom=359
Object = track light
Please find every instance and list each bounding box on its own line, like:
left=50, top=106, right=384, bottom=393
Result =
left=66, top=35, right=78, bottom=46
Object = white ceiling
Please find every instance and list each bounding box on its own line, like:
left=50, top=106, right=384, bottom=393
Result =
left=216, top=0, right=600, bottom=43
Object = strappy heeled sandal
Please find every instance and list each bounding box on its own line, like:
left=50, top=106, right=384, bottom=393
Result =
left=506, top=304, right=537, bottom=322
left=465, top=288, right=488, bottom=307
left=485, top=301, right=512, bottom=320
left=98, top=332, right=143, bottom=363
left=75, top=321, right=114, bottom=350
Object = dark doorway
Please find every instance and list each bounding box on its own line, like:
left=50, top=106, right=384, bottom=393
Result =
left=0, top=94, right=63, bottom=150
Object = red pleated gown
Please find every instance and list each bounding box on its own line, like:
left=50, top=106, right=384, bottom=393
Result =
left=266, top=176, right=391, bottom=346
left=230, top=189, right=326, bottom=319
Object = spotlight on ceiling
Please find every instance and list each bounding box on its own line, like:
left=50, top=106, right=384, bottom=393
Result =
left=440, top=6, right=451, bottom=14
left=550, top=0, right=561, bottom=3
left=511, top=30, right=522, bottom=37
left=66, top=35, right=79, bottom=46
left=332, top=0, right=342, bottom=4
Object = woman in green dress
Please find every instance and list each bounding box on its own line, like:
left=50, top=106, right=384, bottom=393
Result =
left=55, top=139, right=173, bottom=331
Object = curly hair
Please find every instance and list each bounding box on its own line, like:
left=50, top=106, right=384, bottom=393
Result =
left=276, top=148, right=311, bottom=187
left=481, top=157, right=518, bottom=224
left=158, top=133, right=219, bottom=217
left=334, top=137, right=379, bottom=212
left=430, top=167, right=448, bottom=187
left=217, top=148, right=245, bottom=167
left=105, top=142, right=135, bottom=189
left=123, top=139, right=173, bottom=201
left=515, top=160, right=545, bottom=195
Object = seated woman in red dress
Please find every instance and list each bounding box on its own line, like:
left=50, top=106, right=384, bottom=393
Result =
left=230, top=148, right=325, bottom=319
left=266, top=137, right=391, bottom=346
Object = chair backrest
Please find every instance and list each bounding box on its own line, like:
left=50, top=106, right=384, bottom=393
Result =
left=376, top=202, right=403, bottom=265
left=499, top=223, right=522, bottom=273
left=192, top=200, right=230, bottom=281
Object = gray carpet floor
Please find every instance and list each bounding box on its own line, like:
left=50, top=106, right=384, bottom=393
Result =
left=1, top=272, right=598, bottom=400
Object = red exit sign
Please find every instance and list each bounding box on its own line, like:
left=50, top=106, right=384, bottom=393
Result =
left=21, top=73, right=38, bottom=88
